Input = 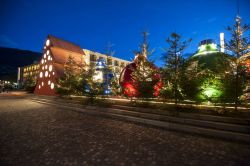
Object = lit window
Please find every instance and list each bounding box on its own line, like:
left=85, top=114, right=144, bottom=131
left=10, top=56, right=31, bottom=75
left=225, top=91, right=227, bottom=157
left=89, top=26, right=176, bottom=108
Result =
left=41, top=59, right=44, bottom=64
left=52, top=72, right=55, bottom=75
left=49, top=74, right=51, bottom=77
left=48, top=55, right=51, bottom=60
left=48, top=80, right=51, bottom=85
left=46, top=50, right=49, bottom=55
left=39, top=85, right=41, bottom=89
left=39, top=72, right=43, bottom=78
left=45, top=60, right=47, bottom=63
left=44, top=46, right=46, bottom=49
left=44, top=53, right=46, bottom=59
left=42, top=66, right=44, bottom=70
left=42, top=82, right=44, bottom=86
left=45, top=71, right=48, bottom=77
left=46, top=39, right=50, bottom=46
left=51, top=83, right=54, bottom=89
left=45, top=65, right=48, bottom=69
left=49, top=65, right=52, bottom=72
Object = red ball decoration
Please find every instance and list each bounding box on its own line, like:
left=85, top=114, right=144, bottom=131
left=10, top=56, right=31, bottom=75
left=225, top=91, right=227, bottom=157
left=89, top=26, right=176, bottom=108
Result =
left=119, top=62, right=162, bottom=97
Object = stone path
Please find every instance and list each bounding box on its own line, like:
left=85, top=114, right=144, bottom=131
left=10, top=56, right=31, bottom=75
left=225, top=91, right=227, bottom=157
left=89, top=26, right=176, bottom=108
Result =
left=0, top=96, right=249, bottom=166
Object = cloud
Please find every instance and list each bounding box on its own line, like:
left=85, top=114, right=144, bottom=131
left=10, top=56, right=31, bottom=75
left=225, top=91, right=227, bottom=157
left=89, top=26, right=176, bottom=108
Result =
left=0, top=34, right=19, bottom=48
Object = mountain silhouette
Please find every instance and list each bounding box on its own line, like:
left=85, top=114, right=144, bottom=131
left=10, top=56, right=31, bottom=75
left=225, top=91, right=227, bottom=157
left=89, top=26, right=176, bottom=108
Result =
left=0, top=47, right=42, bottom=82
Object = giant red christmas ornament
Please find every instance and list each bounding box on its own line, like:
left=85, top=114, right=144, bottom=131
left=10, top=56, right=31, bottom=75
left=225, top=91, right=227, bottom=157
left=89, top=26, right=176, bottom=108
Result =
left=119, top=55, right=162, bottom=97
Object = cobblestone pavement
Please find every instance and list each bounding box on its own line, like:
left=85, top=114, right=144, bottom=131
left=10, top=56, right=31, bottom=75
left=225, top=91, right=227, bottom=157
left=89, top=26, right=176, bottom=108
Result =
left=0, top=96, right=249, bottom=166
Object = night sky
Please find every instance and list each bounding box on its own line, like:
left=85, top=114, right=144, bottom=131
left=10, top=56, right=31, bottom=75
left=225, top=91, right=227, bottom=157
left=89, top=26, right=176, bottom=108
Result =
left=1, top=0, right=250, bottom=66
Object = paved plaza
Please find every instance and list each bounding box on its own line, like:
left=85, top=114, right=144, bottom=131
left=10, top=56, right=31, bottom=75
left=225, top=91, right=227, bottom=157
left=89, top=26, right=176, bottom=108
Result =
left=0, top=95, right=249, bottom=166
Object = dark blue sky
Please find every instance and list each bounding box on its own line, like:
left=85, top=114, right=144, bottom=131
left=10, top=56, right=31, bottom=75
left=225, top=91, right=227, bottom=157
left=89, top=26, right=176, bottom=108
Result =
left=1, top=0, right=249, bottom=66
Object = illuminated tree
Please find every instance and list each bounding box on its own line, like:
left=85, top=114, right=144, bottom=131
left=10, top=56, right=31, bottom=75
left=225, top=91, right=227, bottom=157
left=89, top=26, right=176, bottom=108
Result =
left=56, top=55, right=85, bottom=95
left=23, top=75, right=36, bottom=92
left=104, top=42, right=121, bottom=95
left=83, top=63, right=103, bottom=103
left=162, top=32, right=191, bottom=105
left=198, top=73, right=224, bottom=102
left=225, top=16, right=250, bottom=110
left=131, top=32, right=159, bottom=99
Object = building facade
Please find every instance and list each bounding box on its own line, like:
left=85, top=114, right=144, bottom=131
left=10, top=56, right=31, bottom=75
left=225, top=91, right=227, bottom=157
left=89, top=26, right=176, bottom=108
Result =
left=17, top=63, right=40, bottom=88
left=31, top=35, right=130, bottom=96
left=83, top=49, right=130, bottom=81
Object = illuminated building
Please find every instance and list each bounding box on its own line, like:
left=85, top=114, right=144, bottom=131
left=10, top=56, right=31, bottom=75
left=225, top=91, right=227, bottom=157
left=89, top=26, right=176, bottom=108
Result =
left=32, top=35, right=130, bottom=96
left=34, top=35, right=84, bottom=95
left=17, top=63, right=40, bottom=88
left=193, top=39, right=219, bottom=56
left=83, top=49, right=130, bottom=81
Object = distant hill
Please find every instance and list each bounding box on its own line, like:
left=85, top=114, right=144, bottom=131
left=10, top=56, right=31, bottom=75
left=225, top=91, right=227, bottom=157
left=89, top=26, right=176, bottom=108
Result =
left=0, top=47, right=42, bottom=82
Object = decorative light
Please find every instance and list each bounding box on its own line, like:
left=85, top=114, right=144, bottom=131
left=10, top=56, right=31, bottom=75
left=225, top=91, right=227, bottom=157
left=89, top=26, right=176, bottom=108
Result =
left=44, top=53, right=46, bottom=59
left=49, top=74, right=51, bottom=77
left=45, top=71, right=48, bottom=77
left=49, top=65, right=52, bottom=72
left=46, top=39, right=50, bottom=46
left=46, top=50, right=49, bottom=55
left=41, top=59, right=44, bottom=64
left=39, top=85, right=41, bottom=89
left=51, top=83, right=54, bottom=89
left=45, top=65, right=48, bottom=69
left=48, top=80, right=51, bottom=85
left=42, top=82, right=44, bottom=86
left=39, top=72, right=43, bottom=78
left=48, top=55, right=51, bottom=60
left=42, top=66, right=44, bottom=70
left=52, top=72, right=55, bottom=75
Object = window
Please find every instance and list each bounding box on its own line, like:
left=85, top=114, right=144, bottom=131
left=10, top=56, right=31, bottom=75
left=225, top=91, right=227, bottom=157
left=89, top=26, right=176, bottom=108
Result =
left=39, top=72, right=43, bottom=78
left=49, top=65, right=52, bottom=72
left=46, top=39, right=50, bottom=46
left=114, top=60, right=119, bottom=66
left=107, top=58, right=112, bottom=65
left=45, top=71, right=48, bottom=77
left=90, top=54, right=97, bottom=61
left=51, top=83, right=54, bottom=89
left=120, top=62, right=125, bottom=68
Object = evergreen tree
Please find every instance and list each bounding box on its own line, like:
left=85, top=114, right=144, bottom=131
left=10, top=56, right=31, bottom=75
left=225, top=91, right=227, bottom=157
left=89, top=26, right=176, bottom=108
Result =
left=104, top=42, right=119, bottom=95
left=56, top=55, right=84, bottom=95
left=225, top=16, right=250, bottom=110
left=131, top=32, right=159, bottom=100
left=162, top=32, right=191, bottom=105
left=83, top=63, right=103, bottom=103
left=23, top=75, right=36, bottom=92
